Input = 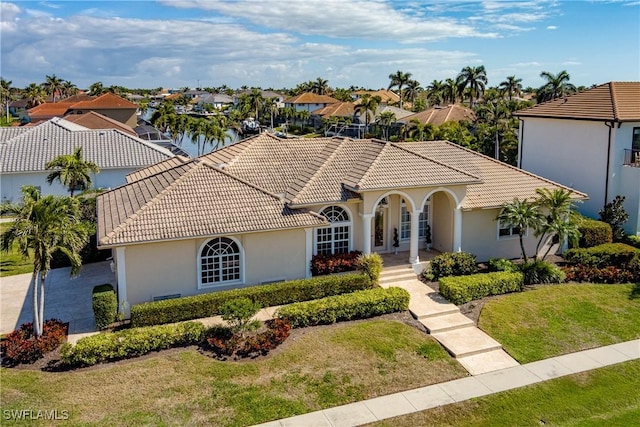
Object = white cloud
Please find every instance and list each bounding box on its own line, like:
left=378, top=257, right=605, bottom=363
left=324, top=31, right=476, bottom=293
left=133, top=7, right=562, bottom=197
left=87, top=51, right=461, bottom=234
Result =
left=547, top=25, right=557, bottom=30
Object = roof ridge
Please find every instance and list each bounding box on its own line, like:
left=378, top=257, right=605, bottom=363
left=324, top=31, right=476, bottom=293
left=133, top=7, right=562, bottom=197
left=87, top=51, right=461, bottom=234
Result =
left=286, top=137, right=344, bottom=204
left=392, top=141, right=480, bottom=181
left=353, top=139, right=389, bottom=188
left=609, top=82, right=620, bottom=121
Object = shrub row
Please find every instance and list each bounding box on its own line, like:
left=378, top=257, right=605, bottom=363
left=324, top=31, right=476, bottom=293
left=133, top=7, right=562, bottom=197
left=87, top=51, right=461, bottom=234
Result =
left=276, top=287, right=410, bottom=328
left=575, top=217, right=613, bottom=248
left=1, top=319, right=67, bottom=365
left=562, top=264, right=639, bottom=284
left=311, top=251, right=362, bottom=276
left=60, top=321, right=205, bottom=367
left=564, top=243, right=639, bottom=268
left=130, top=273, right=373, bottom=327
left=439, top=272, right=524, bottom=305
left=423, top=252, right=477, bottom=281
left=92, top=284, right=117, bottom=330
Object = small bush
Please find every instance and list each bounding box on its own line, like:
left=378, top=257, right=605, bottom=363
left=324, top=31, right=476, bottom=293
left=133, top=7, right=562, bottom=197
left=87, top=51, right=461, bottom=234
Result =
left=206, top=318, right=291, bottom=359
left=220, top=298, right=261, bottom=337
left=311, top=251, right=363, bottom=276
left=564, top=243, right=639, bottom=268
left=623, top=234, right=640, bottom=249
left=131, top=273, right=372, bottom=327
left=519, top=260, right=566, bottom=285
left=92, top=284, right=117, bottom=330
left=357, top=253, right=383, bottom=284
left=276, top=287, right=410, bottom=328
left=599, top=195, right=629, bottom=241
left=60, top=321, right=205, bottom=367
left=1, top=319, right=67, bottom=365
left=575, top=217, right=612, bottom=248
left=424, top=252, right=477, bottom=281
left=562, top=264, right=638, bottom=284
left=439, top=272, right=524, bottom=305
left=487, top=258, right=519, bottom=273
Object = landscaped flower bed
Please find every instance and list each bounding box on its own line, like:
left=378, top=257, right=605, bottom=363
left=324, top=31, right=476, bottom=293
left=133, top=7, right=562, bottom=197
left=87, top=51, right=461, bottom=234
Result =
left=1, top=319, right=67, bottom=366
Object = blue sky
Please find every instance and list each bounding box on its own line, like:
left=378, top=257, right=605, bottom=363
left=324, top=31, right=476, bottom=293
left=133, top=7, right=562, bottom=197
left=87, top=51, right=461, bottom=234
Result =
left=1, top=1, right=639, bottom=91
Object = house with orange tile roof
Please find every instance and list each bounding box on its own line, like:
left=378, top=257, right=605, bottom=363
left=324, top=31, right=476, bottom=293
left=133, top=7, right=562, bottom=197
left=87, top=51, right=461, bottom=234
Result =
left=284, top=92, right=340, bottom=113
left=401, top=105, right=476, bottom=127
left=515, top=82, right=640, bottom=235
left=96, top=133, right=586, bottom=311
left=28, top=93, right=139, bottom=127
left=353, top=90, right=400, bottom=105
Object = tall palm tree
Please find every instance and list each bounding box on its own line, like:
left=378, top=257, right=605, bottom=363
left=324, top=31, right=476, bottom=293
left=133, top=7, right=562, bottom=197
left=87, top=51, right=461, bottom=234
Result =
left=537, top=70, right=576, bottom=102
left=311, top=77, right=330, bottom=95
left=496, top=198, right=544, bottom=262
left=88, top=81, right=107, bottom=96
left=476, top=99, right=510, bottom=159
left=408, top=119, right=436, bottom=141
left=45, top=147, right=100, bottom=196
left=354, top=94, right=381, bottom=137
left=388, top=70, right=412, bottom=110
left=499, top=75, right=523, bottom=101
left=189, top=118, right=209, bottom=156
left=376, top=111, right=397, bottom=141
left=457, top=65, right=488, bottom=108
left=24, top=83, right=47, bottom=108
left=443, top=78, right=458, bottom=104
left=1, top=187, right=89, bottom=336
left=42, top=74, right=63, bottom=102
left=248, top=89, right=264, bottom=120
left=404, top=79, right=422, bottom=107
left=1, top=77, right=15, bottom=121
left=62, top=80, right=78, bottom=99
left=533, top=188, right=579, bottom=259
left=426, top=80, right=445, bottom=107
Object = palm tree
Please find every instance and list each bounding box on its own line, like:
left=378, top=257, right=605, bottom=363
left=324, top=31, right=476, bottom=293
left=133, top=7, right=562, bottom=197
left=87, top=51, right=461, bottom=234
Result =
left=533, top=188, right=579, bottom=259
left=499, top=75, right=523, bottom=101
left=45, top=147, right=100, bottom=196
left=354, top=94, right=381, bottom=137
left=408, top=119, right=436, bottom=141
left=297, top=109, right=311, bottom=130
left=62, top=80, right=78, bottom=99
left=42, top=74, right=63, bottom=102
left=88, top=81, right=107, bottom=96
left=457, top=65, right=488, bottom=108
left=404, top=79, right=422, bottom=107
left=537, top=70, right=576, bottom=102
left=204, top=119, right=229, bottom=151
left=24, top=83, right=47, bottom=108
left=189, top=118, right=209, bottom=156
left=496, top=198, right=544, bottom=263
left=248, top=89, right=264, bottom=120
left=1, top=77, right=15, bottom=121
left=267, top=97, right=279, bottom=130
left=376, top=111, right=396, bottom=141
left=426, top=80, right=445, bottom=107
left=443, top=78, right=458, bottom=104
left=311, top=77, right=330, bottom=95
left=476, top=99, right=510, bottom=159
left=388, top=70, right=412, bottom=110
left=1, top=187, right=89, bottom=336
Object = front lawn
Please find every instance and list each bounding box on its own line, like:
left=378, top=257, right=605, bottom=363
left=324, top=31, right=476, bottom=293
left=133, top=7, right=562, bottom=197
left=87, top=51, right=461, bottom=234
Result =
left=0, top=222, right=34, bottom=277
left=479, top=283, right=640, bottom=363
left=367, top=359, right=640, bottom=427
left=0, top=318, right=467, bottom=427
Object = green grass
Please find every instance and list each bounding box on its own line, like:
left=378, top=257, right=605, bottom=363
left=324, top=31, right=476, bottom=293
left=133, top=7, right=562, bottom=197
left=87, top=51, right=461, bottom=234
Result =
left=0, top=222, right=34, bottom=277
left=0, top=319, right=467, bottom=427
left=367, top=359, right=640, bottom=427
left=479, top=283, right=640, bottom=363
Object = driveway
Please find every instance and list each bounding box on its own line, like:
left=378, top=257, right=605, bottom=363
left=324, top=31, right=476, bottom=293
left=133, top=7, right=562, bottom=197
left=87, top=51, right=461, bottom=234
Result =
left=0, top=261, right=115, bottom=335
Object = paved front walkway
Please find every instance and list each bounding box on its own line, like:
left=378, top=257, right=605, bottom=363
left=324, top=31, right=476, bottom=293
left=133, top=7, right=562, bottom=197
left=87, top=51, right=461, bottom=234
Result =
left=253, top=339, right=640, bottom=427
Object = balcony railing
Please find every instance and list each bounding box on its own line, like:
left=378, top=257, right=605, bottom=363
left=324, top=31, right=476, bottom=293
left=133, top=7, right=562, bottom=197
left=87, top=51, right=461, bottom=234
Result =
left=623, top=149, right=640, bottom=167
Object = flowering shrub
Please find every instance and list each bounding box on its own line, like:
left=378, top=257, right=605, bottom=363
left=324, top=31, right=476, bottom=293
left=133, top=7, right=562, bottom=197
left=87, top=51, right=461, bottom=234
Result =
left=1, top=319, right=67, bottom=365
left=562, top=265, right=638, bottom=284
left=311, top=251, right=362, bottom=276
left=206, top=318, right=291, bottom=359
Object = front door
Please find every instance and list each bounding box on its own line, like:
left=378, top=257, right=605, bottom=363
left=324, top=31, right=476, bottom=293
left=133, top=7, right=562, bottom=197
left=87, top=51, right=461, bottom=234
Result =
left=373, top=201, right=388, bottom=252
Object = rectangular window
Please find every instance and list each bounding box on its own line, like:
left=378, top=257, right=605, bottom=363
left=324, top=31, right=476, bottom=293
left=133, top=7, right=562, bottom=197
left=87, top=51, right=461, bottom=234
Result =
left=418, top=203, right=430, bottom=239
left=400, top=203, right=411, bottom=241
left=498, top=221, right=525, bottom=239
left=633, top=127, right=640, bottom=151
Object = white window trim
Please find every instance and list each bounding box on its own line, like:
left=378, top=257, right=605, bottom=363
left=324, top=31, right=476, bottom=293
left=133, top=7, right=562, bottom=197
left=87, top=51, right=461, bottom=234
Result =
left=314, top=205, right=353, bottom=255
left=497, top=221, right=528, bottom=240
left=400, top=200, right=411, bottom=242
left=197, top=236, right=245, bottom=289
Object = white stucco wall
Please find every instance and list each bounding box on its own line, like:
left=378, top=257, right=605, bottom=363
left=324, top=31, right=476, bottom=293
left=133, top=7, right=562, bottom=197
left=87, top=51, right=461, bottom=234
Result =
left=122, top=228, right=308, bottom=305
left=1, top=168, right=137, bottom=202
left=620, top=166, right=640, bottom=235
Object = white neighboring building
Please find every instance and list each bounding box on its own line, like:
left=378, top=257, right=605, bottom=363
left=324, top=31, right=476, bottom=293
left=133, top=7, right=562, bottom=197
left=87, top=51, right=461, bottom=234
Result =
left=515, top=82, right=640, bottom=235
left=0, top=118, right=174, bottom=202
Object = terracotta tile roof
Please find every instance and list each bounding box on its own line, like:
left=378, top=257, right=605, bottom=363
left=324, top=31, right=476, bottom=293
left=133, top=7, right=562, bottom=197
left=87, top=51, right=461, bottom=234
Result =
left=312, top=102, right=356, bottom=117
left=399, top=141, right=588, bottom=209
left=514, top=82, right=640, bottom=122
left=284, top=92, right=340, bottom=104
left=0, top=119, right=173, bottom=173
left=401, top=105, right=476, bottom=126
left=126, top=156, right=191, bottom=183
left=353, top=90, right=400, bottom=104
left=28, top=102, right=75, bottom=118
left=61, top=111, right=138, bottom=136
left=70, top=93, right=138, bottom=109
left=97, top=161, right=327, bottom=247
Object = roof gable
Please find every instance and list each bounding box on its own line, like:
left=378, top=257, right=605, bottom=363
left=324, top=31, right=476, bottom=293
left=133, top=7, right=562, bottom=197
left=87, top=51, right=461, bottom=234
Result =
left=70, top=92, right=138, bottom=110
left=284, top=92, right=340, bottom=104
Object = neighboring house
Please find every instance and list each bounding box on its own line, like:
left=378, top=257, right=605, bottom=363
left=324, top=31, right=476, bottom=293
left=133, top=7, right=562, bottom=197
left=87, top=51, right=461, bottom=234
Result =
left=96, top=133, right=585, bottom=310
left=515, top=82, right=640, bottom=235
left=27, top=93, right=139, bottom=127
left=284, top=92, right=340, bottom=112
left=197, top=93, right=233, bottom=110
left=353, top=90, right=400, bottom=106
left=0, top=117, right=174, bottom=202
left=61, top=111, right=138, bottom=137
left=401, top=104, right=476, bottom=126
left=311, top=102, right=356, bottom=129
left=234, top=90, right=286, bottom=107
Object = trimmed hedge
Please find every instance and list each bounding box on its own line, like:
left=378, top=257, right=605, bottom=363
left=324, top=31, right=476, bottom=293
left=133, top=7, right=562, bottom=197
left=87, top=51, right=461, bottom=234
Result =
left=439, top=272, right=524, bottom=305
left=424, top=252, right=477, bottom=281
left=564, top=243, right=639, bottom=268
left=60, top=321, right=205, bottom=367
left=131, top=273, right=373, bottom=327
left=92, top=284, right=117, bottom=330
left=576, top=217, right=612, bottom=248
left=276, top=287, right=410, bottom=328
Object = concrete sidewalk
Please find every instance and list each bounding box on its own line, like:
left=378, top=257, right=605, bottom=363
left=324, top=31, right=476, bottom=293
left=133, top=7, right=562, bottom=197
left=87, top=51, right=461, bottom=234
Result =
left=252, top=339, right=640, bottom=427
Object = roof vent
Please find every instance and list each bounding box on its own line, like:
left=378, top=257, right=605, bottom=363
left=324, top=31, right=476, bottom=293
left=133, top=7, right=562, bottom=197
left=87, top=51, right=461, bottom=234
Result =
left=218, top=162, right=226, bottom=169
left=43, top=137, right=48, bottom=142
left=99, top=131, right=106, bottom=136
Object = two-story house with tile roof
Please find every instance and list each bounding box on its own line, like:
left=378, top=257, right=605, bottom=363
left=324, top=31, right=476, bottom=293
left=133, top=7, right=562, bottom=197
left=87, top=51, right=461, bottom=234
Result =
left=97, top=133, right=586, bottom=311
left=515, top=82, right=640, bottom=235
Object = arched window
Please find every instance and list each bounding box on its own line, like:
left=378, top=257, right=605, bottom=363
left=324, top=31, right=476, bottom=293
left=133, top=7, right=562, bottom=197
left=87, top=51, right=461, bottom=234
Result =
left=200, top=237, right=242, bottom=287
left=316, top=206, right=351, bottom=255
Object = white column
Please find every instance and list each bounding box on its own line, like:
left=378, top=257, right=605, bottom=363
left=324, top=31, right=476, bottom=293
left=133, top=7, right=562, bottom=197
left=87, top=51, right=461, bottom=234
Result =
left=115, top=246, right=129, bottom=318
left=362, top=213, right=373, bottom=255
left=410, top=210, right=420, bottom=264
left=305, top=228, right=313, bottom=278
left=453, top=207, right=462, bottom=253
